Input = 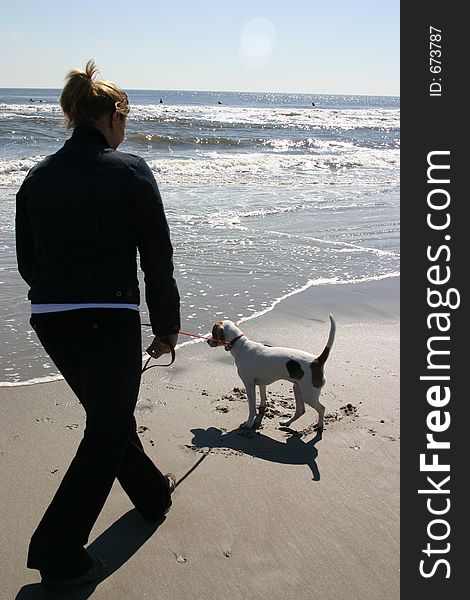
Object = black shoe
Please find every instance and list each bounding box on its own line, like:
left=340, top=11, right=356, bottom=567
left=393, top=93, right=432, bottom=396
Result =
left=163, top=473, right=177, bottom=515
left=142, top=473, right=177, bottom=522
left=41, top=557, right=107, bottom=590
left=165, top=473, right=177, bottom=495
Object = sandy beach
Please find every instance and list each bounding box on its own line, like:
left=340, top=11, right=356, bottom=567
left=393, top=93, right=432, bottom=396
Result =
left=1, top=277, right=399, bottom=600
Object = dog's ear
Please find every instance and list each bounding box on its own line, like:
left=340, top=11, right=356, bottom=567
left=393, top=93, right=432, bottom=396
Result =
left=221, top=321, right=237, bottom=351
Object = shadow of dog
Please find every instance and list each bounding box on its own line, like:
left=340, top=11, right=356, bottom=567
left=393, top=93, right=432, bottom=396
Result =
left=190, top=426, right=322, bottom=480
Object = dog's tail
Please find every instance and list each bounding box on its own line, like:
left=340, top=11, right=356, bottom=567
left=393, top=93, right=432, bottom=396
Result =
left=317, top=314, right=336, bottom=365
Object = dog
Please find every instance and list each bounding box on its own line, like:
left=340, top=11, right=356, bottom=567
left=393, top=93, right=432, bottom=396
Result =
left=207, top=316, right=336, bottom=429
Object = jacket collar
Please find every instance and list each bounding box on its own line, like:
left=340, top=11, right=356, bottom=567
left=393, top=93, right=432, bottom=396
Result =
left=71, top=125, right=110, bottom=148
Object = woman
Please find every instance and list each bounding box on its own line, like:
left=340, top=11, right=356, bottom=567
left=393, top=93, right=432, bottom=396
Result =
left=15, top=60, right=180, bottom=590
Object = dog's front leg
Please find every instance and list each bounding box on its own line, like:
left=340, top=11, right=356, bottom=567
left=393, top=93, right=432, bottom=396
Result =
left=239, top=379, right=257, bottom=429
left=259, top=385, right=267, bottom=413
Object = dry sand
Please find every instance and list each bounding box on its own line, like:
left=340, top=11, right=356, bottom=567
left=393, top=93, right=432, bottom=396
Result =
left=1, top=277, right=399, bottom=600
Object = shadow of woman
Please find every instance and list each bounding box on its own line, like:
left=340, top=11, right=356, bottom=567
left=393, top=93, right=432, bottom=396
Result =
left=15, top=509, right=163, bottom=599
left=190, top=426, right=322, bottom=480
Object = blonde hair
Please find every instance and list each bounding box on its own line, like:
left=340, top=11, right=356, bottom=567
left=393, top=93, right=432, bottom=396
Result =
left=60, top=59, right=128, bottom=128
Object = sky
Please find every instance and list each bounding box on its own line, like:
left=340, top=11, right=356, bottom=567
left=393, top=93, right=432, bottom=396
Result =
left=0, top=0, right=399, bottom=96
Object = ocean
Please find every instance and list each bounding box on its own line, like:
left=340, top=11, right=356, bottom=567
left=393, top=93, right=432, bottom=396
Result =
left=0, top=88, right=399, bottom=386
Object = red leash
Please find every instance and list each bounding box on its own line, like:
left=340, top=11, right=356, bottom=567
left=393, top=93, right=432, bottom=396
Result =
left=140, top=325, right=223, bottom=373
left=179, top=329, right=220, bottom=342
left=141, top=324, right=221, bottom=342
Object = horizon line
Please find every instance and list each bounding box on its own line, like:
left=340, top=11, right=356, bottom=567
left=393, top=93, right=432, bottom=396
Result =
left=0, top=86, right=400, bottom=99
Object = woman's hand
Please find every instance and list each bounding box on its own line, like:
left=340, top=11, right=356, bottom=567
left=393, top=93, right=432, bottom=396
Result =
left=146, top=334, right=178, bottom=359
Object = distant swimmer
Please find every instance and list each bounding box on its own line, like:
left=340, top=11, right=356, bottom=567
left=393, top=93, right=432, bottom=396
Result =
left=218, top=101, right=222, bottom=105
left=312, top=102, right=315, bottom=106
left=160, top=99, right=163, bottom=103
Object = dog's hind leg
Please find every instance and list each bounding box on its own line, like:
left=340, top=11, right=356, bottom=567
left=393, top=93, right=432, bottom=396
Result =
left=279, top=383, right=305, bottom=428
left=239, top=379, right=257, bottom=429
left=303, top=385, right=325, bottom=430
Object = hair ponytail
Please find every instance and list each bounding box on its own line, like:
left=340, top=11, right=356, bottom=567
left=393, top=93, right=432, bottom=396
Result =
left=60, top=59, right=127, bottom=128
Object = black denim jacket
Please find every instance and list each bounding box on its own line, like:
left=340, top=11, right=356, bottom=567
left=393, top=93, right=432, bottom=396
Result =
left=15, top=125, right=180, bottom=336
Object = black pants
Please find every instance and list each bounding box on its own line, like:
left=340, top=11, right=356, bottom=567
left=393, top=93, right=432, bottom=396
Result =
left=27, top=309, right=170, bottom=579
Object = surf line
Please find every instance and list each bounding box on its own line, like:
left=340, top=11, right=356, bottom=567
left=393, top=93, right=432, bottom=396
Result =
left=258, top=227, right=399, bottom=258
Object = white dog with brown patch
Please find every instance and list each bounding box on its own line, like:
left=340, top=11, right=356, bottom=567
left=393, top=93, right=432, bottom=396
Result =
left=207, top=316, right=336, bottom=429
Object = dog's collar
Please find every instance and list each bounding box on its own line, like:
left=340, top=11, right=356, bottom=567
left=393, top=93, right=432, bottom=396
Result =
left=225, top=333, right=245, bottom=350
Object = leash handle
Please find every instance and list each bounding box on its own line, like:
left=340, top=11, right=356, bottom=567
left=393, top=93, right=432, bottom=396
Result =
left=141, top=347, right=176, bottom=373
